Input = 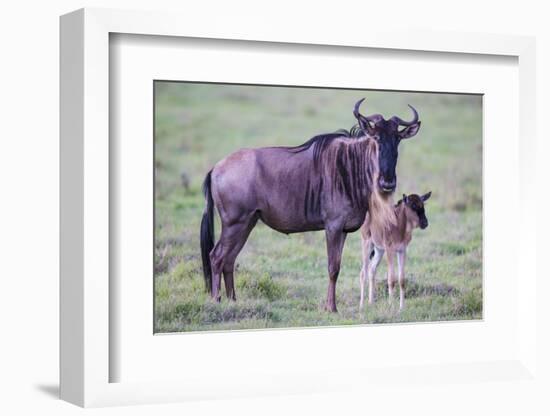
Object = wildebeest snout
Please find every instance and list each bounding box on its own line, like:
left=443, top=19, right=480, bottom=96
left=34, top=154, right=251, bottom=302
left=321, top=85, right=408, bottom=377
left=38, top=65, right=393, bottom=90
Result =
left=378, top=176, right=396, bottom=193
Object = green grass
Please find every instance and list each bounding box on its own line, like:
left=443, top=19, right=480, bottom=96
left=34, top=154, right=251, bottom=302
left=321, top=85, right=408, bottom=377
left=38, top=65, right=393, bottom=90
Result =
left=154, top=82, right=483, bottom=333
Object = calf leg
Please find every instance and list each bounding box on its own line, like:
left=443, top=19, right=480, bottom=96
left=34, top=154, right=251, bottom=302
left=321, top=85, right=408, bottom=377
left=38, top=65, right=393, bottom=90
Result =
left=368, top=246, right=384, bottom=305
left=397, top=249, right=406, bottom=310
left=359, top=238, right=373, bottom=308
left=386, top=249, right=396, bottom=303
left=325, top=228, right=347, bottom=313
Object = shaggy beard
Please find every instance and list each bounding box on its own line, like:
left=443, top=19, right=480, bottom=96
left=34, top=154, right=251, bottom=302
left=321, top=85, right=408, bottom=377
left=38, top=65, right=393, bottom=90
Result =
left=368, top=185, right=397, bottom=242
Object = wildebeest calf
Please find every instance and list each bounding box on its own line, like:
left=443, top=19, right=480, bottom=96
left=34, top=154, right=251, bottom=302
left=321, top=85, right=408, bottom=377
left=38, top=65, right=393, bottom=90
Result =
left=359, top=192, right=431, bottom=310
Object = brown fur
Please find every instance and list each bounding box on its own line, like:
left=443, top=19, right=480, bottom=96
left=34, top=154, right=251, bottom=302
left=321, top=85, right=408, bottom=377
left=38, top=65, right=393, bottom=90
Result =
left=362, top=201, right=416, bottom=249
left=359, top=193, right=430, bottom=309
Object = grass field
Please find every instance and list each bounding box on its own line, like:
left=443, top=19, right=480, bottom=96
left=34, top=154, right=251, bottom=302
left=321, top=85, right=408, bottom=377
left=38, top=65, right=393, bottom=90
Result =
left=154, top=82, right=483, bottom=333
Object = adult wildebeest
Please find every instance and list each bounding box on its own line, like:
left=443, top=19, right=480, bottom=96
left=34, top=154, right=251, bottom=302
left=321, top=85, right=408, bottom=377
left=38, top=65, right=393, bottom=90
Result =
left=200, top=99, right=421, bottom=312
left=359, top=192, right=431, bottom=310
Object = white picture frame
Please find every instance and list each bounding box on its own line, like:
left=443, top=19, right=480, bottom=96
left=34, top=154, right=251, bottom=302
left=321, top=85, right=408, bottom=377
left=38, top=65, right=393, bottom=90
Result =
left=60, top=7, right=539, bottom=408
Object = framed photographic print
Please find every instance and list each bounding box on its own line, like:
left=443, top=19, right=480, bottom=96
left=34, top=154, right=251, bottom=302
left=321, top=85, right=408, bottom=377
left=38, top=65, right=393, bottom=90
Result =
left=152, top=81, right=482, bottom=333
left=60, top=7, right=540, bottom=409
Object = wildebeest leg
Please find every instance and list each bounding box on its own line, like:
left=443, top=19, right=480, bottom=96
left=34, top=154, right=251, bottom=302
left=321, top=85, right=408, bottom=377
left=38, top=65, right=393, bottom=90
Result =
left=210, top=208, right=258, bottom=302
left=210, top=215, right=258, bottom=302
left=359, top=237, right=373, bottom=308
left=209, top=241, right=224, bottom=302
left=368, top=246, right=384, bottom=305
left=221, top=215, right=258, bottom=300
left=386, top=249, right=396, bottom=303
left=325, top=228, right=347, bottom=313
left=397, top=249, right=406, bottom=310
left=222, top=262, right=236, bottom=301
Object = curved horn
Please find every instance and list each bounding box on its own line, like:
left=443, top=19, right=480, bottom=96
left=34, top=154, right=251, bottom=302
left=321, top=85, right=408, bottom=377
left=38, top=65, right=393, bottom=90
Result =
left=391, top=104, right=419, bottom=126
left=353, top=98, right=366, bottom=121
left=353, top=98, right=379, bottom=135
left=354, top=98, right=384, bottom=123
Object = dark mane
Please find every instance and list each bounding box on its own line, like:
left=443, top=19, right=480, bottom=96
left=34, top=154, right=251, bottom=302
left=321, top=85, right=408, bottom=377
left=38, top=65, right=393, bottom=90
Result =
left=289, top=125, right=366, bottom=165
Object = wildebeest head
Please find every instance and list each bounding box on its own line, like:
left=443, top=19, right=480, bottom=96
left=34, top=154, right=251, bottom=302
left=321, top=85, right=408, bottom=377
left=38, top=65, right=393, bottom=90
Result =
left=354, top=98, right=421, bottom=194
left=402, top=192, right=431, bottom=229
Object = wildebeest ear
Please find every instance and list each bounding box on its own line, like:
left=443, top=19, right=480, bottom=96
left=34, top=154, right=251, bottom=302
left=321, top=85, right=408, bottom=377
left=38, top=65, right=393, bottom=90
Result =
left=421, top=191, right=432, bottom=202
left=398, top=121, right=421, bottom=140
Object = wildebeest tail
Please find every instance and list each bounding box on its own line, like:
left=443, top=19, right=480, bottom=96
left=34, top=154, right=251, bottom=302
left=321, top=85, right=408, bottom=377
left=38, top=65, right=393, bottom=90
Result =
left=200, top=170, right=215, bottom=294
